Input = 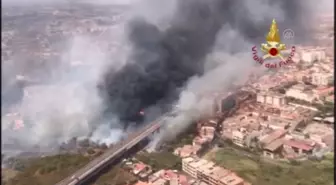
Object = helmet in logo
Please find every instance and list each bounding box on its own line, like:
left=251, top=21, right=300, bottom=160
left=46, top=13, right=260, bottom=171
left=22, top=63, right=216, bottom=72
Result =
left=261, top=19, right=286, bottom=61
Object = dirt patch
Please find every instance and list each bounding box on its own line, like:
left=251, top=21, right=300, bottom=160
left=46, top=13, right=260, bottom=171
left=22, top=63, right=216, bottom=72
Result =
left=2, top=168, right=19, bottom=182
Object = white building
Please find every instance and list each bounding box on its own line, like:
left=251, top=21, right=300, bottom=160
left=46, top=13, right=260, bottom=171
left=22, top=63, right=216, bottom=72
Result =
left=182, top=158, right=208, bottom=179
left=285, top=84, right=317, bottom=103
left=311, top=72, right=333, bottom=86
left=301, top=51, right=315, bottom=64
left=300, top=49, right=326, bottom=64
left=232, top=129, right=246, bottom=147
left=257, top=91, right=287, bottom=107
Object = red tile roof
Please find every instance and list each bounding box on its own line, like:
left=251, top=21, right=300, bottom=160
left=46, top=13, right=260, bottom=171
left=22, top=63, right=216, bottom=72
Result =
left=162, top=170, right=176, bottom=180
left=160, top=170, right=189, bottom=184
left=261, top=129, right=286, bottom=145
left=315, top=87, right=334, bottom=95
left=284, top=139, right=315, bottom=151
left=134, top=163, right=147, bottom=172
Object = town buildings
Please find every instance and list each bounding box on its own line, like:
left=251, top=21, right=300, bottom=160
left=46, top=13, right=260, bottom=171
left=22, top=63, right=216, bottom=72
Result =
left=148, top=170, right=190, bottom=185
left=182, top=157, right=249, bottom=185
left=3, top=5, right=334, bottom=185
left=300, top=48, right=326, bottom=64
left=285, top=84, right=316, bottom=103
left=311, top=72, right=333, bottom=86
left=174, top=145, right=201, bottom=158
left=256, top=91, right=286, bottom=107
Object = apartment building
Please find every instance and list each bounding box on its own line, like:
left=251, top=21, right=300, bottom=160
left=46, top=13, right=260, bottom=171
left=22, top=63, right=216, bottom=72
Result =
left=285, top=84, right=317, bottom=103
left=182, top=157, right=247, bottom=185
left=232, top=129, right=246, bottom=147
left=199, top=166, right=230, bottom=185
left=200, top=126, right=216, bottom=140
left=312, top=86, right=334, bottom=101
left=197, top=162, right=216, bottom=182
left=283, top=138, right=316, bottom=156
left=300, top=49, right=326, bottom=64
left=257, top=91, right=287, bottom=107
left=311, top=72, right=333, bottom=86
left=182, top=158, right=208, bottom=179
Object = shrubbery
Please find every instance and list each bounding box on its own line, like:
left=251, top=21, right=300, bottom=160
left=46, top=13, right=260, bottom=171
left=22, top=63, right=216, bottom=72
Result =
left=213, top=148, right=334, bottom=185
left=6, top=154, right=91, bottom=185
left=136, top=151, right=182, bottom=171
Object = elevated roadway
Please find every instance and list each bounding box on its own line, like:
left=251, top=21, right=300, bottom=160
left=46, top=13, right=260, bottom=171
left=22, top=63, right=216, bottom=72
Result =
left=55, top=111, right=177, bottom=185
left=55, top=90, right=246, bottom=185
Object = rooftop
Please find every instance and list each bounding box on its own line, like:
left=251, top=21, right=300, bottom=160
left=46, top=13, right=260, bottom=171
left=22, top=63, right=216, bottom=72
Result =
left=134, top=181, right=153, bottom=185
left=304, top=123, right=333, bottom=136
left=189, top=159, right=209, bottom=169
left=264, top=138, right=284, bottom=152
left=182, top=157, right=194, bottom=163
left=175, top=145, right=201, bottom=158
left=259, top=91, right=285, bottom=98
left=324, top=117, right=334, bottom=123
left=220, top=173, right=244, bottom=185
left=260, top=129, right=286, bottom=145
left=207, top=167, right=231, bottom=180
left=284, top=138, right=315, bottom=151
left=158, top=170, right=189, bottom=185
left=198, top=161, right=216, bottom=174
left=133, top=162, right=148, bottom=174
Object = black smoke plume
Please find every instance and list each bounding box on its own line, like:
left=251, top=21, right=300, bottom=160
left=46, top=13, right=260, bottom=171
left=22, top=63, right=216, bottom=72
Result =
left=100, top=0, right=312, bottom=127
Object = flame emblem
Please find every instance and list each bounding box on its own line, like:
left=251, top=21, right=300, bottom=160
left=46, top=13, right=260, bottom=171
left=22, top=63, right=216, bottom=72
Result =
left=261, top=19, right=286, bottom=61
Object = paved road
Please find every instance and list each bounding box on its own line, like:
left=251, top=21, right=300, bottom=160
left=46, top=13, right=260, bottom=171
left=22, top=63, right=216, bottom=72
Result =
left=55, top=91, right=239, bottom=185
left=55, top=112, right=176, bottom=185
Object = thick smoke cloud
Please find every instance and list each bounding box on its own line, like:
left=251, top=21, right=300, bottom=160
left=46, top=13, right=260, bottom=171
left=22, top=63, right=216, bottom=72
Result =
left=2, top=32, right=129, bottom=154
left=101, top=0, right=314, bottom=128
left=2, top=0, right=327, bottom=156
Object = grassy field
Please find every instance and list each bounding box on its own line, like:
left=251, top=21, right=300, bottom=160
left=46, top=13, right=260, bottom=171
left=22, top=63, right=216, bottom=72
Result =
left=5, top=154, right=136, bottom=185
left=2, top=124, right=198, bottom=185
left=93, top=163, right=137, bottom=185
left=135, top=151, right=182, bottom=171
left=6, top=154, right=92, bottom=185
left=212, top=148, right=334, bottom=185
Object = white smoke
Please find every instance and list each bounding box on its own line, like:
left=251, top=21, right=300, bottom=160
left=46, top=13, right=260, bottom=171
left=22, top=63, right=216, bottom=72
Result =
left=148, top=0, right=330, bottom=148
left=2, top=0, right=332, bottom=156
left=1, top=0, right=176, bottom=156
left=90, top=123, right=124, bottom=145
left=157, top=52, right=264, bottom=145
left=2, top=22, right=131, bottom=153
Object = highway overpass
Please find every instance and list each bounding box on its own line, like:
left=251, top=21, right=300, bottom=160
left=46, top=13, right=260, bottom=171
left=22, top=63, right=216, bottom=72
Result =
left=55, top=91, right=245, bottom=185
left=55, top=111, right=177, bottom=185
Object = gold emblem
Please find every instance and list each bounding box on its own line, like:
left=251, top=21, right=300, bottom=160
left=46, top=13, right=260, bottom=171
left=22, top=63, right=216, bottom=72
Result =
left=261, top=19, right=286, bottom=61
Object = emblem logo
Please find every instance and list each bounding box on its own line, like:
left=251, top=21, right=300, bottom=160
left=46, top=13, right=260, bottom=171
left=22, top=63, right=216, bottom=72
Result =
left=252, top=19, right=296, bottom=68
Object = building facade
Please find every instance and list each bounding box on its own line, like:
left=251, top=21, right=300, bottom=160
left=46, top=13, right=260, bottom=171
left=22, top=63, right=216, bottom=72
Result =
left=285, top=84, right=317, bottom=103
left=257, top=91, right=287, bottom=107
left=182, top=157, right=247, bottom=185
left=311, top=72, right=333, bottom=86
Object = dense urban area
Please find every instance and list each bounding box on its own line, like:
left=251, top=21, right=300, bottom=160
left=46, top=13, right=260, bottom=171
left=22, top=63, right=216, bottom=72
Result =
left=1, top=3, right=334, bottom=185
